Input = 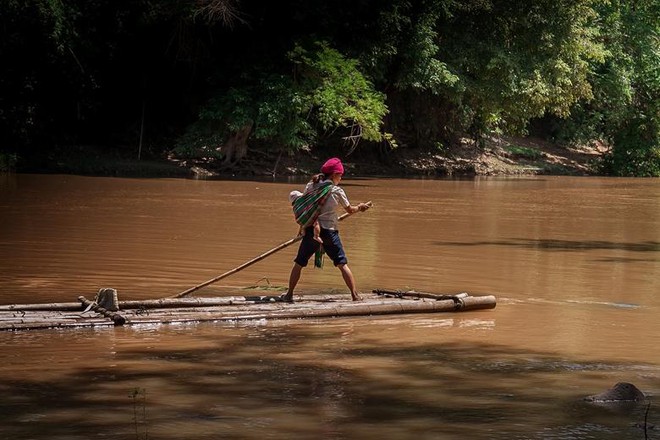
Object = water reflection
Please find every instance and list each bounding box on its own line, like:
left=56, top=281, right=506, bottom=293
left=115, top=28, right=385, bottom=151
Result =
left=1, top=322, right=657, bottom=439
left=438, top=238, right=660, bottom=253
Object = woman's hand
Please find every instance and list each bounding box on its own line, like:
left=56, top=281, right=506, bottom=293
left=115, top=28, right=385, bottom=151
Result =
left=345, top=202, right=371, bottom=215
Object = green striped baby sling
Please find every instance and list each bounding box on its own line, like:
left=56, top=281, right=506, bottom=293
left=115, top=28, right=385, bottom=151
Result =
left=292, top=181, right=333, bottom=229
left=292, top=181, right=333, bottom=268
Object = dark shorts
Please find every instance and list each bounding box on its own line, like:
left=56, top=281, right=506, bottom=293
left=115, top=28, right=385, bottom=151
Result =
left=294, top=227, right=348, bottom=267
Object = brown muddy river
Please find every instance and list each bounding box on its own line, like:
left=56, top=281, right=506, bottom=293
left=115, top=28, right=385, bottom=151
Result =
left=1, top=173, right=659, bottom=439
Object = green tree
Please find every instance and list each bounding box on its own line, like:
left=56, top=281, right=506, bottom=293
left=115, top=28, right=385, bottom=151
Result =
left=355, top=0, right=604, bottom=147
left=1, top=1, right=151, bottom=157
left=174, top=42, right=389, bottom=165
left=596, top=0, right=660, bottom=176
left=4, top=0, right=657, bottom=176
left=0, top=0, right=235, bottom=162
left=547, top=0, right=660, bottom=176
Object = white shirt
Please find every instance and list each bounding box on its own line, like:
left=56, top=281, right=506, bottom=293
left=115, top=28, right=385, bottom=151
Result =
left=304, top=179, right=350, bottom=230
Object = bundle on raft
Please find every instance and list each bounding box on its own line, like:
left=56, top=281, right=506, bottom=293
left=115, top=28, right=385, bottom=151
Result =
left=0, top=288, right=496, bottom=331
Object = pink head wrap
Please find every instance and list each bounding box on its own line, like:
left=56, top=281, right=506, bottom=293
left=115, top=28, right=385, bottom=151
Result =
left=320, top=157, right=344, bottom=175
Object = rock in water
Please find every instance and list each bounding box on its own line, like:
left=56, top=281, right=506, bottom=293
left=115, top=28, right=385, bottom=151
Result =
left=585, top=382, right=646, bottom=402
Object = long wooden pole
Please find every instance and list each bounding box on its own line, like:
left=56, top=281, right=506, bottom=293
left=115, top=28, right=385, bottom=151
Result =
left=172, top=201, right=372, bottom=298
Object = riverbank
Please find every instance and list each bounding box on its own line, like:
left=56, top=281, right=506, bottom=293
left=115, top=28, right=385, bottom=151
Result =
left=196, top=135, right=605, bottom=178
left=11, top=135, right=605, bottom=178
left=310, top=136, right=605, bottom=177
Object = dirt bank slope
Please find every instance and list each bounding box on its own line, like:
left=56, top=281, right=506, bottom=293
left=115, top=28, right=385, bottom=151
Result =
left=266, top=136, right=606, bottom=178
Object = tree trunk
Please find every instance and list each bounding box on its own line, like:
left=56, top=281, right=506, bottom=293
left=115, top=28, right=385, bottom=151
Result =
left=221, top=123, right=252, bottom=165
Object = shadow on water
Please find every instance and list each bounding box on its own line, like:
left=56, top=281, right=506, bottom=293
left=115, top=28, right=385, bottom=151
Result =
left=594, top=257, right=660, bottom=263
left=0, top=325, right=657, bottom=439
left=437, top=238, right=660, bottom=253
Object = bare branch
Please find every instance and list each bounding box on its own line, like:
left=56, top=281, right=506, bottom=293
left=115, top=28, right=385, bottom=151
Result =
left=343, top=122, right=363, bottom=155
left=193, top=0, right=246, bottom=28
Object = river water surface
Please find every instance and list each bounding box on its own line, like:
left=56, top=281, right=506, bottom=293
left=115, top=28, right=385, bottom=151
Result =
left=0, top=173, right=659, bottom=439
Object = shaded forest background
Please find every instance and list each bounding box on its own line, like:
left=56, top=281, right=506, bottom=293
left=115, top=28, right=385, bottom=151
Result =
left=1, top=0, right=658, bottom=176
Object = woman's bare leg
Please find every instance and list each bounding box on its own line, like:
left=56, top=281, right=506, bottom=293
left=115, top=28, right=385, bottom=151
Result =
left=338, top=264, right=362, bottom=301
left=282, top=263, right=303, bottom=302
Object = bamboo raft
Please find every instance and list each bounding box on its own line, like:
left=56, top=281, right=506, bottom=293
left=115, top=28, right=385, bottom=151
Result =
left=0, top=289, right=496, bottom=331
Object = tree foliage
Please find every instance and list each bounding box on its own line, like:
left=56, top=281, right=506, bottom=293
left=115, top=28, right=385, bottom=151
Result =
left=593, top=0, right=660, bottom=176
left=175, top=42, right=389, bottom=161
left=429, top=0, right=605, bottom=137
left=1, top=0, right=658, bottom=175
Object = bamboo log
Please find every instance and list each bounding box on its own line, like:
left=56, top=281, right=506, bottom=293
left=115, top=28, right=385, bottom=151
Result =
left=459, top=295, right=497, bottom=310
left=0, top=295, right=284, bottom=313
left=1, top=319, right=115, bottom=331
left=119, top=297, right=247, bottom=309
left=123, top=295, right=497, bottom=323
left=373, top=289, right=470, bottom=301
left=0, top=302, right=84, bottom=312
left=78, top=296, right=127, bottom=326
left=119, top=295, right=284, bottom=309
left=0, top=297, right=253, bottom=313
left=0, top=316, right=79, bottom=323
left=172, top=201, right=373, bottom=298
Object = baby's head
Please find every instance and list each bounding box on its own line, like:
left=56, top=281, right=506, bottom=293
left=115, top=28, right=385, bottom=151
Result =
left=288, top=190, right=303, bottom=204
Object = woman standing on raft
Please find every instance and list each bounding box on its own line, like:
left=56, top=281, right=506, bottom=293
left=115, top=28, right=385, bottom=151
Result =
left=283, top=157, right=370, bottom=302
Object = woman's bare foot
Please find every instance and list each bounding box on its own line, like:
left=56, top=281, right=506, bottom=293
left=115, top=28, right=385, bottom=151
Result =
left=280, top=293, right=294, bottom=303
left=351, top=293, right=363, bottom=301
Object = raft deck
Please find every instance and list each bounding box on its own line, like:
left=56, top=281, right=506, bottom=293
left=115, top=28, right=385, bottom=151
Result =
left=0, top=289, right=496, bottom=331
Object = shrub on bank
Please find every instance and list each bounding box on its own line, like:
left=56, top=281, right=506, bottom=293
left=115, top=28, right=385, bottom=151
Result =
left=0, top=153, right=17, bottom=172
